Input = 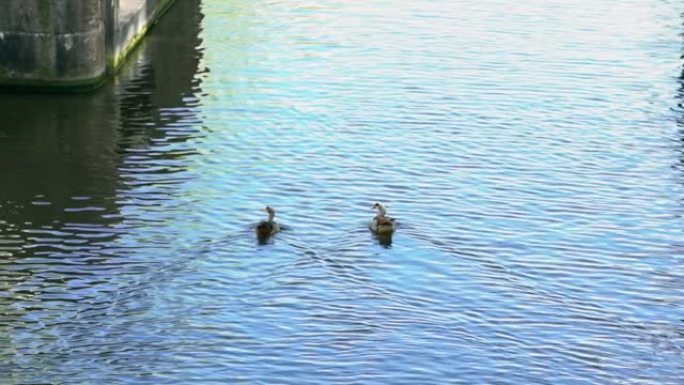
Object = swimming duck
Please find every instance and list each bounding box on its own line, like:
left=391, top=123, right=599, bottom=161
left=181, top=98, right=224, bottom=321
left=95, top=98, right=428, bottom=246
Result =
left=370, top=202, right=396, bottom=234
left=256, top=206, right=280, bottom=239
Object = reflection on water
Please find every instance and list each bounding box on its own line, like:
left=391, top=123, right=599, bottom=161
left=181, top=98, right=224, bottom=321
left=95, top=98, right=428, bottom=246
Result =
left=1, top=0, right=684, bottom=383
left=373, top=231, right=393, bottom=248
left=0, top=0, right=204, bottom=382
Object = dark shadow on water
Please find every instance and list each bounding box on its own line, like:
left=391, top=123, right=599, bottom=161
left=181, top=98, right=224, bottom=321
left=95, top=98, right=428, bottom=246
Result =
left=0, top=0, right=205, bottom=256
left=0, top=0, right=206, bottom=378
left=373, top=231, right=393, bottom=247
left=257, top=233, right=274, bottom=245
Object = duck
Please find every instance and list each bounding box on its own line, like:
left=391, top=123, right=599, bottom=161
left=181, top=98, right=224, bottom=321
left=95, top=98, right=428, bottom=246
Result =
left=369, top=202, right=396, bottom=234
left=256, top=206, right=280, bottom=239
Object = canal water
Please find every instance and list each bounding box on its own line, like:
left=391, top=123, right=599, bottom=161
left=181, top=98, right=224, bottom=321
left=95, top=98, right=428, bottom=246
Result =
left=1, top=0, right=683, bottom=383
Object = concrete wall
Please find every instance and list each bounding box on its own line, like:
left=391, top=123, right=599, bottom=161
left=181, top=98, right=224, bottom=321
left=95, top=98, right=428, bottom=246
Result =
left=0, top=1, right=106, bottom=89
left=0, top=0, right=177, bottom=91
left=108, top=0, right=175, bottom=71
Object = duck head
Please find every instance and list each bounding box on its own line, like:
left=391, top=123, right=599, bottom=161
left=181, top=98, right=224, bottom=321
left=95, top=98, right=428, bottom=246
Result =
left=264, top=206, right=276, bottom=221
left=372, top=202, right=387, bottom=217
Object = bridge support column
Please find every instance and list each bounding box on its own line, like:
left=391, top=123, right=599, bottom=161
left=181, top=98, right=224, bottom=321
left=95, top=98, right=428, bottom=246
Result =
left=0, top=0, right=177, bottom=91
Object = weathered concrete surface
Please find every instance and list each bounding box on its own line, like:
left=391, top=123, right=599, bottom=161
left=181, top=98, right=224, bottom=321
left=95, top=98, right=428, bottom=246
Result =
left=0, top=0, right=106, bottom=89
left=109, top=0, right=162, bottom=71
left=0, top=0, right=178, bottom=91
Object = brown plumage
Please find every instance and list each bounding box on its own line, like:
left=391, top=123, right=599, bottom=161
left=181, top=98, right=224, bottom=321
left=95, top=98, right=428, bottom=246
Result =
left=256, top=206, right=280, bottom=239
left=370, top=202, right=396, bottom=234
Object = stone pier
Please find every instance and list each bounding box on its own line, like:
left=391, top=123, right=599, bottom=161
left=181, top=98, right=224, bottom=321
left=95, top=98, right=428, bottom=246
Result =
left=0, top=0, right=178, bottom=91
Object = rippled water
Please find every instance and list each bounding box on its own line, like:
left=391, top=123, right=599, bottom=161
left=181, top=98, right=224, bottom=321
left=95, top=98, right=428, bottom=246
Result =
left=1, top=0, right=684, bottom=383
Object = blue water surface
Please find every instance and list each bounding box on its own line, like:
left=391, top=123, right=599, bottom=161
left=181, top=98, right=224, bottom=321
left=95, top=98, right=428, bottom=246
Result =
left=0, top=0, right=683, bottom=383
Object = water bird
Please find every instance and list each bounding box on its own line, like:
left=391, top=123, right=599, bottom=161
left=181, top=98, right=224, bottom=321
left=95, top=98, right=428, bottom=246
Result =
left=370, top=202, right=396, bottom=234
left=256, top=206, right=280, bottom=240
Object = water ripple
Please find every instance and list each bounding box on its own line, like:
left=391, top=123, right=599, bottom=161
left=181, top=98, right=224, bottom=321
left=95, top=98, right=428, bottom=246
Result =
left=1, top=0, right=684, bottom=383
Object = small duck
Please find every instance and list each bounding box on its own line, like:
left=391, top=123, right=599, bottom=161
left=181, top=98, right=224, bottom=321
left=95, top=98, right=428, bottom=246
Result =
left=256, top=206, right=280, bottom=239
left=369, top=202, right=396, bottom=234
